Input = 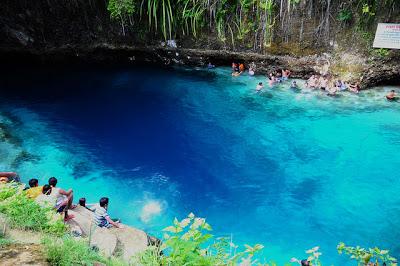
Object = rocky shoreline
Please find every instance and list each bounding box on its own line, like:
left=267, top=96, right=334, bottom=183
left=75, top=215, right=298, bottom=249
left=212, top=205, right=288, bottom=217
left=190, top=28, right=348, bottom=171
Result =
left=1, top=44, right=399, bottom=89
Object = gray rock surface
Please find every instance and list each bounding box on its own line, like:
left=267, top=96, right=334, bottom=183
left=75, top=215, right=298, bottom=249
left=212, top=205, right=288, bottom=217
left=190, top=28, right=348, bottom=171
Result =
left=67, top=205, right=150, bottom=261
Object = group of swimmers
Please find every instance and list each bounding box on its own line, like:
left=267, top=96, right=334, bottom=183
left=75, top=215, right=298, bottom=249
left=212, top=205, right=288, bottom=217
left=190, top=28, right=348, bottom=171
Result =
left=304, top=75, right=361, bottom=96
left=231, top=62, right=247, bottom=76
left=255, top=69, right=292, bottom=92
left=0, top=172, right=121, bottom=229
left=208, top=62, right=399, bottom=101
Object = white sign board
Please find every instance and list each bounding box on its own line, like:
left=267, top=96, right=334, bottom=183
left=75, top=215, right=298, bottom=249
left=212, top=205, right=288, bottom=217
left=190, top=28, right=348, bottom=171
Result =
left=373, top=23, right=400, bottom=49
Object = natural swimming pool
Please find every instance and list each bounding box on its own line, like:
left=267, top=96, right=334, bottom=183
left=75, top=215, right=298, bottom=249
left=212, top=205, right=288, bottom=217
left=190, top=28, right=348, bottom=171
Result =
left=0, top=65, right=399, bottom=265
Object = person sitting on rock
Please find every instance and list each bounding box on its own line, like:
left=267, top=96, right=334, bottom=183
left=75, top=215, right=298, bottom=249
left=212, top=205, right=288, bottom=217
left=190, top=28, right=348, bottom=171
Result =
left=48, top=177, right=75, bottom=221
left=35, top=184, right=57, bottom=208
left=26, top=178, right=43, bottom=199
left=91, top=197, right=121, bottom=228
left=386, top=90, right=398, bottom=101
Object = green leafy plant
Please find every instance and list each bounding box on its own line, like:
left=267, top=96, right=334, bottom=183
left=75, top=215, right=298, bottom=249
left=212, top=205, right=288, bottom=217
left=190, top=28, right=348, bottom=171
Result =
left=134, top=213, right=265, bottom=266
left=140, top=0, right=175, bottom=40
left=337, top=242, right=397, bottom=266
left=291, top=246, right=322, bottom=266
left=338, top=9, right=352, bottom=23
left=43, top=236, right=126, bottom=266
left=373, top=48, right=390, bottom=58
left=0, top=183, right=66, bottom=236
left=0, top=235, right=13, bottom=247
left=108, top=0, right=136, bottom=36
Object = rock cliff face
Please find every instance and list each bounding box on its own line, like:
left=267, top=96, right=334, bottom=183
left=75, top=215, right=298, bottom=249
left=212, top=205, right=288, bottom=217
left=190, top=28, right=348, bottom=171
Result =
left=0, top=0, right=399, bottom=87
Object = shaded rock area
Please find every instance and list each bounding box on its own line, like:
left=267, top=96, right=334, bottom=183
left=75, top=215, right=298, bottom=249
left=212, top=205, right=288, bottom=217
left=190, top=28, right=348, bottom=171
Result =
left=0, top=0, right=399, bottom=89
left=67, top=206, right=151, bottom=261
left=2, top=44, right=399, bottom=89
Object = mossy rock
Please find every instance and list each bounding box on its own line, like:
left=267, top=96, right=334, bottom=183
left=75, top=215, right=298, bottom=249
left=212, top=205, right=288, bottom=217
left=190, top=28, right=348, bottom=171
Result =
left=0, top=123, right=22, bottom=146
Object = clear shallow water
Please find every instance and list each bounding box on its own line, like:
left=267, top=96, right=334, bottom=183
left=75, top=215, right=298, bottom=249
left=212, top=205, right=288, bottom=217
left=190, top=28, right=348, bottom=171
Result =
left=0, top=65, right=400, bottom=264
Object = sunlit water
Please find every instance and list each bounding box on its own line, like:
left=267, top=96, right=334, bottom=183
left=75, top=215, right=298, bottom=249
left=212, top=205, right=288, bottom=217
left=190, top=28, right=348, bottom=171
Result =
left=0, top=65, right=399, bottom=265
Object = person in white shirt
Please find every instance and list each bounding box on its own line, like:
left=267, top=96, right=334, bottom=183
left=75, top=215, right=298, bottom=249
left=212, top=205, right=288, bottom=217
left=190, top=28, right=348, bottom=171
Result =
left=48, top=177, right=75, bottom=221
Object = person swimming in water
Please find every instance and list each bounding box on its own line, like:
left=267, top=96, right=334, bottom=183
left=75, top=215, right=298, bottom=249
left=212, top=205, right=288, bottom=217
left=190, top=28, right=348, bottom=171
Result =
left=248, top=67, right=255, bottom=76
left=282, top=69, right=291, bottom=81
left=232, top=62, right=238, bottom=72
left=319, top=76, right=328, bottom=90
left=231, top=62, right=243, bottom=76
left=268, top=73, right=277, bottom=87
left=386, top=90, right=398, bottom=101
left=256, top=82, right=264, bottom=92
left=307, top=75, right=317, bottom=89
left=348, top=82, right=360, bottom=93
left=290, top=80, right=298, bottom=89
left=207, top=62, right=215, bottom=69
left=327, top=84, right=338, bottom=96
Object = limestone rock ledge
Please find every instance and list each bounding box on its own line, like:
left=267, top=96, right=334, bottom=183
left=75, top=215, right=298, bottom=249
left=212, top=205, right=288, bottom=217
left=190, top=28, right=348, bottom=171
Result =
left=67, top=206, right=152, bottom=262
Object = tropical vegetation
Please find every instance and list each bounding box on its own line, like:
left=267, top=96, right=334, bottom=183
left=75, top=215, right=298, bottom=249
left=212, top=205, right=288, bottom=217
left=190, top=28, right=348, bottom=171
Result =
left=105, top=0, right=399, bottom=53
left=0, top=183, right=398, bottom=265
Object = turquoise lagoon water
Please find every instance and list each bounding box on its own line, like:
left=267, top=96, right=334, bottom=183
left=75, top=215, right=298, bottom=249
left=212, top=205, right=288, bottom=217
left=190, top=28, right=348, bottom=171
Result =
left=0, top=66, right=399, bottom=265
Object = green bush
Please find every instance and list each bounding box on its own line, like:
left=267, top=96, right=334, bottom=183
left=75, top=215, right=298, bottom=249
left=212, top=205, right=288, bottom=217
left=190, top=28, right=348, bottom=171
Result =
left=337, top=242, right=397, bottom=266
left=0, top=235, right=13, bottom=247
left=43, top=236, right=127, bottom=266
left=0, top=183, right=66, bottom=236
left=373, top=48, right=390, bottom=58
left=133, top=213, right=265, bottom=266
left=338, top=9, right=352, bottom=23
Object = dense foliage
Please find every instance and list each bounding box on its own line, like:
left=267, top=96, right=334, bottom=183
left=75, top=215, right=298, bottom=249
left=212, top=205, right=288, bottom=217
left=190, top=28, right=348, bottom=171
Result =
left=0, top=185, right=398, bottom=266
left=107, top=0, right=400, bottom=51
left=0, top=183, right=66, bottom=235
left=43, top=236, right=126, bottom=266
left=337, top=242, right=397, bottom=266
left=133, top=213, right=268, bottom=265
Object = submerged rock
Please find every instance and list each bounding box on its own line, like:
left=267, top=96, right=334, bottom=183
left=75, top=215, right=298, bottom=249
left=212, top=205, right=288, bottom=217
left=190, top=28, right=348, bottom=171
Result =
left=11, top=151, right=40, bottom=169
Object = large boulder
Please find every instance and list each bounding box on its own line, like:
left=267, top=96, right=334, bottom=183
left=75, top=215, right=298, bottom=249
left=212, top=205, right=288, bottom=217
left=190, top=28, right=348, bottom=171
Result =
left=67, top=206, right=150, bottom=261
left=90, top=227, right=118, bottom=258
left=110, top=226, right=149, bottom=262
left=66, top=205, right=95, bottom=236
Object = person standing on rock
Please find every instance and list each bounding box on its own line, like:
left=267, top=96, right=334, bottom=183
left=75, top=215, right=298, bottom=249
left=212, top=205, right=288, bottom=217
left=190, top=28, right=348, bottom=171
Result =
left=91, top=197, right=121, bottom=228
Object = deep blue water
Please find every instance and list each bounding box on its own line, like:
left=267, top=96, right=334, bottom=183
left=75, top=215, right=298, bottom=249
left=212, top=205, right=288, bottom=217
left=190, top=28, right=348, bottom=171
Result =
left=0, top=65, right=400, bottom=265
